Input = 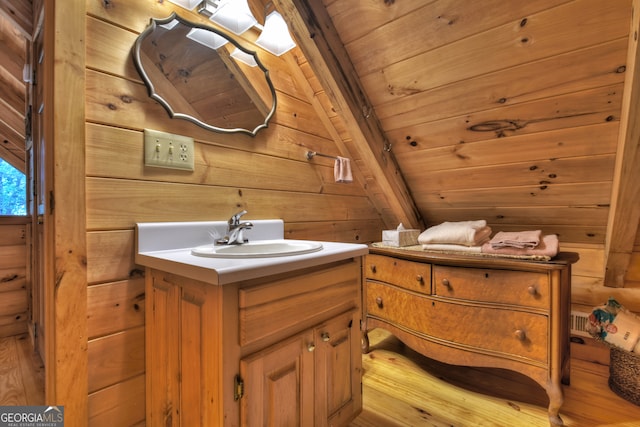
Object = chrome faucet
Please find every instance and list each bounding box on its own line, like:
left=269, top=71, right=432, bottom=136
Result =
left=217, top=210, right=253, bottom=245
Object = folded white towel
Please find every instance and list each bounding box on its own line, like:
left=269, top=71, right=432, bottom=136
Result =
left=418, top=220, right=491, bottom=246
left=334, top=156, right=353, bottom=183
left=422, top=244, right=482, bottom=253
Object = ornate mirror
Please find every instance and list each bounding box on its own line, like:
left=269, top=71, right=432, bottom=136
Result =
left=132, top=13, right=276, bottom=136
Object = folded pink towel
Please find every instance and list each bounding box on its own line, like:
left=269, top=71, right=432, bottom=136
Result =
left=482, top=234, right=558, bottom=257
left=490, top=230, right=541, bottom=249
left=418, top=220, right=492, bottom=247
left=334, top=156, right=353, bottom=183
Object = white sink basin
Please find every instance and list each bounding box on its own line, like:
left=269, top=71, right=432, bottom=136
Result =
left=191, top=239, right=323, bottom=258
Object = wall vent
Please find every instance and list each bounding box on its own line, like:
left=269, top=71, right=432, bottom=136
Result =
left=570, top=310, right=592, bottom=337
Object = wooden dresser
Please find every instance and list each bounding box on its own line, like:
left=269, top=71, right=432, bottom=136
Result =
left=362, top=247, right=578, bottom=426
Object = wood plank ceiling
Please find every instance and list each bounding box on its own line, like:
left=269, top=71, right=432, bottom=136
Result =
left=277, top=0, right=640, bottom=287
left=0, top=2, right=30, bottom=173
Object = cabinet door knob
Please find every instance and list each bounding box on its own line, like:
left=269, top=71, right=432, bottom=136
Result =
left=515, top=330, right=526, bottom=341
left=441, top=278, right=451, bottom=289
left=416, top=275, right=423, bottom=284
left=375, top=297, right=383, bottom=308
left=370, top=265, right=377, bottom=273
left=321, top=332, right=330, bottom=342
left=527, top=286, right=537, bottom=296
left=307, top=343, right=316, bottom=352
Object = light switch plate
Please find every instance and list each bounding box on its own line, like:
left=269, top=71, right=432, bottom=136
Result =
left=144, top=129, right=195, bottom=171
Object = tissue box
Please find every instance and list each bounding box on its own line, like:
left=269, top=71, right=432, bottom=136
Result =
left=382, top=229, right=420, bottom=247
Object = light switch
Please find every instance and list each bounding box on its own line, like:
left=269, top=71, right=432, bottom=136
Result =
left=144, top=129, right=195, bottom=171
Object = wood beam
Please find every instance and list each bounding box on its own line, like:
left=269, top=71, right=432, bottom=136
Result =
left=273, top=0, right=423, bottom=230
left=43, top=0, right=88, bottom=423
left=604, top=0, right=640, bottom=287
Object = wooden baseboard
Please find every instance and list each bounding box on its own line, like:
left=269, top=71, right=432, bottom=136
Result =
left=570, top=335, right=610, bottom=366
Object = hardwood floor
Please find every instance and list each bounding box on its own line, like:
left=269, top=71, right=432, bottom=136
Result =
left=350, top=329, right=640, bottom=427
left=3, top=329, right=640, bottom=426
left=0, top=334, right=44, bottom=406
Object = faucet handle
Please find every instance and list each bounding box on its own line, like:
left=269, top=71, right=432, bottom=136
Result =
left=230, top=210, right=247, bottom=226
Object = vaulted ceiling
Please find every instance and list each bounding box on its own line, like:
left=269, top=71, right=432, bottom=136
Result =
left=273, top=0, right=640, bottom=287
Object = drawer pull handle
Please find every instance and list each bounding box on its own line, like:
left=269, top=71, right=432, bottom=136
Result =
left=321, top=332, right=330, bottom=342
left=515, top=330, right=526, bottom=341
left=441, top=279, right=451, bottom=289
left=375, top=297, right=384, bottom=308
left=416, top=275, right=423, bottom=284
left=527, top=286, right=537, bottom=296
left=307, top=343, right=316, bottom=352
left=370, top=265, right=377, bottom=273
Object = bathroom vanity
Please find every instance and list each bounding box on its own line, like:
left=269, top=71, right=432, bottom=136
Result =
left=362, top=246, right=578, bottom=427
left=136, top=220, right=367, bottom=426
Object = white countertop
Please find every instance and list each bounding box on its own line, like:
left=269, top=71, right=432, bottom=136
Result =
left=135, top=220, right=369, bottom=285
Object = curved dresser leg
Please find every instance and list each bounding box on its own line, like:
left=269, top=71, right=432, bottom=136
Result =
left=547, top=381, right=564, bottom=426
left=360, top=318, right=369, bottom=354
left=361, top=330, right=370, bottom=353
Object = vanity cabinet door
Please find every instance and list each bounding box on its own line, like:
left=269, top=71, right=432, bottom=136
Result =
left=315, top=310, right=362, bottom=427
left=240, top=330, right=316, bottom=427
left=146, top=270, right=224, bottom=427
left=240, top=309, right=361, bottom=427
left=146, top=274, right=180, bottom=427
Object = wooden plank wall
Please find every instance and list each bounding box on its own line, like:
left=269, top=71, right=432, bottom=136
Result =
left=0, top=222, right=28, bottom=338
left=84, top=0, right=383, bottom=423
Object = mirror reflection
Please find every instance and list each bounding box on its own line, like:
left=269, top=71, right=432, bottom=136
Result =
left=132, top=13, right=276, bottom=136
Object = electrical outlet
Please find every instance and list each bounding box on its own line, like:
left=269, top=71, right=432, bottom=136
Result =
left=144, top=129, right=195, bottom=171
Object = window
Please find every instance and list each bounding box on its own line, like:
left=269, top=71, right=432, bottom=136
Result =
left=0, top=159, right=27, bottom=216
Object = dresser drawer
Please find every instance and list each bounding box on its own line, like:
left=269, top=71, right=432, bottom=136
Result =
left=365, top=281, right=548, bottom=364
left=366, top=254, right=430, bottom=294
left=433, top=265, right=549, bottom=309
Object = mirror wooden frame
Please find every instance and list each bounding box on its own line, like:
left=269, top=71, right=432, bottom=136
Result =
left=132, top=13, right=276, bottom=137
